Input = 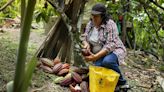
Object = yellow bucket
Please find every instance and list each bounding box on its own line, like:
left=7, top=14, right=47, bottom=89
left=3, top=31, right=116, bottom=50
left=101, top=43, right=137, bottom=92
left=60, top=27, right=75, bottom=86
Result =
left=89, top=66, right=120, bottom=92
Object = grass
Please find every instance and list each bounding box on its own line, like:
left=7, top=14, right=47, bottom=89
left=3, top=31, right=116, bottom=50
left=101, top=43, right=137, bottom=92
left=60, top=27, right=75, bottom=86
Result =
left=0, top=35, right=17, bottom=91
left=0, top=31, right=39, bottom=91
left=0, top=30, right=57, bottom=92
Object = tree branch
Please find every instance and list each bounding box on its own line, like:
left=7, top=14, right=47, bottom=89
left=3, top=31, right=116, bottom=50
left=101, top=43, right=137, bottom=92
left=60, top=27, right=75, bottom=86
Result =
left=0, top=0, right=15, bottom=12
left=149, top=0, right=164, bottom=10
left=136, top=0, right=159, bottom=14
left=143, top=6, right=164, bottom=50
left=143, top=7, right=157, bottom=32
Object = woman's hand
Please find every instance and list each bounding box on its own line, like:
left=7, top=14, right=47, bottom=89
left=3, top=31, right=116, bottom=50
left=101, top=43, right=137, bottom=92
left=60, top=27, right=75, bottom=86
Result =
left=84, top=49, right=108, bottom=62
left=82, top=41, right=90, bottom=50
left=84, top=51, right=98, bottom=61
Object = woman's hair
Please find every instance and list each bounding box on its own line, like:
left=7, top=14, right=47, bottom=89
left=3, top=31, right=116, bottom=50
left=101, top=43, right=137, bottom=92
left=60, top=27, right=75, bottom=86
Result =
left=101, top=13, right=112, bottom=25
left=91, top=3, right=112, bottom=25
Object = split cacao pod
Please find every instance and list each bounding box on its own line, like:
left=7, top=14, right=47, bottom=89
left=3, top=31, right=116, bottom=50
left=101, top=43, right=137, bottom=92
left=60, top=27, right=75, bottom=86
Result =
left=80, top=81, right=89, bottom=92
left=69, top=84, right=81, bottom=92
left=69, top=84, right=77, bottom=92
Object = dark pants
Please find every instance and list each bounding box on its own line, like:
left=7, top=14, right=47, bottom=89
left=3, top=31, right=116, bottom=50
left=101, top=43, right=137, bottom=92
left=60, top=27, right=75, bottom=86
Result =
left=93, top=52, right=126, bottom=86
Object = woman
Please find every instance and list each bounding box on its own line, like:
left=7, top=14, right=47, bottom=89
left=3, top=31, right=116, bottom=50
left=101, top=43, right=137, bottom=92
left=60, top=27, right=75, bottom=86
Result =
left=82, top=3, right=128, bottom=88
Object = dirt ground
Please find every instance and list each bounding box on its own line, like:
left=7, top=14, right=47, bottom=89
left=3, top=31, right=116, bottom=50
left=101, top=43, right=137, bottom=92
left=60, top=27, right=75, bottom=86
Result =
left=0, top=28, right=163, bottom=92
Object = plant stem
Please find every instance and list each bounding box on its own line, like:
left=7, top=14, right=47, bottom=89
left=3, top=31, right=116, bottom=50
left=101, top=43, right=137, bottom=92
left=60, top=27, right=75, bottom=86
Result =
left=21, top=0, right=26, bottom=23
left=13, top=0, right=36, bottom=92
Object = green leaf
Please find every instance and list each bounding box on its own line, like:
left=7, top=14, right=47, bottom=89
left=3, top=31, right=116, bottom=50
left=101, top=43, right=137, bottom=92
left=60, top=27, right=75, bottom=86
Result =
left=21, top=56, right=37, bottom=92
left=13, top=0, right=36, bottom=92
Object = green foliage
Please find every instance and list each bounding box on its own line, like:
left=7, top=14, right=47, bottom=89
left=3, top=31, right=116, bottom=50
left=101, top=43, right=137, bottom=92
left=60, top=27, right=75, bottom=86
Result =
left=0, top=0, right=58, bottom=24
left=0, top=1, right=19, bottom=18
left=94, top=0, right=164, bottom=59
left=34, top=1, right=58, bottom=23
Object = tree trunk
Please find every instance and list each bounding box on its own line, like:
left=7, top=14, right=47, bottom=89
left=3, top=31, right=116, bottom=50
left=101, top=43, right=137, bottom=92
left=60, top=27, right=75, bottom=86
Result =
left=37, top=0, right=87, bottom=66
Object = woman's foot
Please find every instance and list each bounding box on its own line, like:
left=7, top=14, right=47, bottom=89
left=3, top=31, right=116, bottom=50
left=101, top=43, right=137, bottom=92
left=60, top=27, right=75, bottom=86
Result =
left=115, top=84, right=131, bottom=92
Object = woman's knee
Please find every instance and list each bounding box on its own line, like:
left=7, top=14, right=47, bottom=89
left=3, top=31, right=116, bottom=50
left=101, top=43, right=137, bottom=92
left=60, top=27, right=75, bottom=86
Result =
left=102, top=59, right=112, bottom=65
left=102, top=53, right=118, bottom=66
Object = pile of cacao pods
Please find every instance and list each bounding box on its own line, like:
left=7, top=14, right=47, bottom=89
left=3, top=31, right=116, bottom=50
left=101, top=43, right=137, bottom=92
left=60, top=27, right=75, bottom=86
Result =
left=37, top=57, right=89, bottom=92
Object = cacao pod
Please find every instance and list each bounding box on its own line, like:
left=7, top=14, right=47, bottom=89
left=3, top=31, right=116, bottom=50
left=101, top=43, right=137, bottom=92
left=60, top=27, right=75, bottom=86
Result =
left=52, top=63, right=63, bottom=74
left=60, top=73, right=73, bottom=86
left=61, top=63, right=70, bottom=69
left=74, top=84, right=81, bottom=92
left=80, top=81, right=89, bottom=92
left=69, top=84, right=76, bottom=92
left=53, top=57, right=61, bottom=65
left=53, top=76, right=64, bottom=84
left=40, top=65, right=53, bottom=73
left=81, top=49, right=90, bottom=56
left=40, top=58, right=54, bottom=67
left=69, top=66, right=79, bottom=73
left=57, top=69, right=69, bottom=76
left=74, top=67, right=89, bottom=74
left=69, top=84, right=81, bottom=92
left=70, top=81, right=77, bottom=87
left=72, top=72, right=82, bottom=83
left=36, top=61, right=42, bottom=68
left=81, top=74, right=89, bottom=81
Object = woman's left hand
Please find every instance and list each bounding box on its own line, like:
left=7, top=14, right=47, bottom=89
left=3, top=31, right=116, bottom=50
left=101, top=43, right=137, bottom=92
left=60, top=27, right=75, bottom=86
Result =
left=84, top=53, right=98, bottom=61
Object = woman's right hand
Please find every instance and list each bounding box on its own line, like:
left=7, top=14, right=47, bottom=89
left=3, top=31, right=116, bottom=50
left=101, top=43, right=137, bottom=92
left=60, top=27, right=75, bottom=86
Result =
left=82, top=41, right=90, bottom=50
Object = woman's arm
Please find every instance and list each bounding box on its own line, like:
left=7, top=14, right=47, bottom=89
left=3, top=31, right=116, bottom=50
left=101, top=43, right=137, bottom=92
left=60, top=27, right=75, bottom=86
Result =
left=84, top=20, right=118, bottom=61
left=84, top=49, right=108, bottom=61
left=81, top=21, right=92, bottom=49
left=103, top=19, right=118, bottom=53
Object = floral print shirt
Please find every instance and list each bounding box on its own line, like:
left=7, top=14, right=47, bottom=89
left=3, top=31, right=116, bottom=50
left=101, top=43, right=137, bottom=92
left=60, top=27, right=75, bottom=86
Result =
left=83, top=19, right=127, bottom=64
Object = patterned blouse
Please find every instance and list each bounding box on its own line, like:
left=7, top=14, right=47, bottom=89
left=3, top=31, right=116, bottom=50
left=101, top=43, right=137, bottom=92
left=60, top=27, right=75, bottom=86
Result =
left=83, top=19, right=127, bottom=64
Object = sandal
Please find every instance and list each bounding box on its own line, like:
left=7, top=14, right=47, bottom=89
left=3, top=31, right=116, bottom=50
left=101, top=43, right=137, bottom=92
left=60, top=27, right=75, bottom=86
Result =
left=115, top=84, right=131, bottom=92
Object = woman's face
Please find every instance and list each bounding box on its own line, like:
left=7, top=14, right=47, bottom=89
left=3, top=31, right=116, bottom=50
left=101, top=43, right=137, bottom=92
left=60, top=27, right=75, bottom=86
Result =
left=91, top=14, right=102, bottom=27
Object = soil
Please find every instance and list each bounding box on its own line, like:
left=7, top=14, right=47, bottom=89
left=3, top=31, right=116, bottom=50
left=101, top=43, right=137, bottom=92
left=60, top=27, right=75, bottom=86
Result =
left=0, top=27, right=163, bottom=92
